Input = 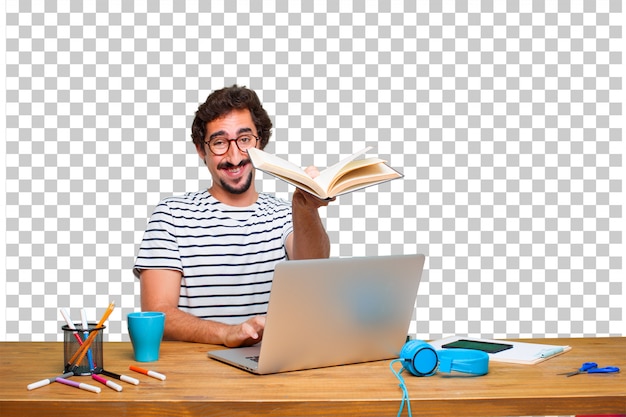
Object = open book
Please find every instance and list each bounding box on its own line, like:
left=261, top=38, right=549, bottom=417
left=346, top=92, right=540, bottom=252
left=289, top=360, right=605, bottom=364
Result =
left=248, top=147, right=403, bottom=200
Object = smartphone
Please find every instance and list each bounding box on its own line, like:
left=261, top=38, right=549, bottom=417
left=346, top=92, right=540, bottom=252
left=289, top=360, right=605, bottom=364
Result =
left=441, top=339, right=513, bottom=354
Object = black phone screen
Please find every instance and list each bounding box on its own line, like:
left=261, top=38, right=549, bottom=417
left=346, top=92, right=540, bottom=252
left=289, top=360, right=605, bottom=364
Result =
left=441, top=339, right=513, bottom=354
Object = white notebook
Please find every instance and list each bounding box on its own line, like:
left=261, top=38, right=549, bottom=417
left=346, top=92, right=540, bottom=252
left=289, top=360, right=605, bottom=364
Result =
left=429, top=336, right=571, bottom=365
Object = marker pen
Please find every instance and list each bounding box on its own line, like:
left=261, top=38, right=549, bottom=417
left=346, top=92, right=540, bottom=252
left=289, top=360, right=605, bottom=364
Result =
left=536, top=347, right=564, bottom=358
left=92, top=373, right=123, bottom=392
left=99, top=369, right=140, bottom=385
left=81, top=308, right=96, bottom=370
left=27, top=371, right=74, bottom=391
left=56, top=377, right=101, bottom=393
left=59, top=308, right=84, bottom=345
left=129, top=365, right=166, bottom=381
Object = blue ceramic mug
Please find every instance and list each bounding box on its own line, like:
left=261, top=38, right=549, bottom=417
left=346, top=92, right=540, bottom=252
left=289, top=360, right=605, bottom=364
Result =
left=127, top=312, right=165, bottom=362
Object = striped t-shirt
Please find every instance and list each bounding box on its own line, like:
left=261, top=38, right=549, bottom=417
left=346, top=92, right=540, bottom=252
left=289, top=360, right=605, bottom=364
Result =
left=133, top=190, right=293, bottom=324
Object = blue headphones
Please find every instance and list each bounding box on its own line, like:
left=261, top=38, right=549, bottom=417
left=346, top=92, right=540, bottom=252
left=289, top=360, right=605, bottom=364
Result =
left=399, top=340, right=489, bottom=376
left=391, top=340, right=489, bottom=417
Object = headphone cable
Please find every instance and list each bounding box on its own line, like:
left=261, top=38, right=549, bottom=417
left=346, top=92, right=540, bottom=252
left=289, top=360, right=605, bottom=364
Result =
left=389, top=359, right=412, bottom=417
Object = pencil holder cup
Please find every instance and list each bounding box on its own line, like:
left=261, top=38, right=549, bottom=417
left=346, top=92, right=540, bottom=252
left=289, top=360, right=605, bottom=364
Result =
left=62, top=323, right=105, bottom=375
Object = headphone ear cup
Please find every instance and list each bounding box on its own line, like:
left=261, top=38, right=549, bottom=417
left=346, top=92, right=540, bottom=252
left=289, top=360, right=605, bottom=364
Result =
left=400, top=340, right=439, bottom=377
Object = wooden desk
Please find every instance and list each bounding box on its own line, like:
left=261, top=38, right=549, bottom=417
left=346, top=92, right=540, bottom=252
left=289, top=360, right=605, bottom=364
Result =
left=1, top=338, right=624, bottom=416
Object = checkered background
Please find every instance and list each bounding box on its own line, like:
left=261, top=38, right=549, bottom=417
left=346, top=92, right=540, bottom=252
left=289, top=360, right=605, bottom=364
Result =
left=3, top=0, right=623, bottom=346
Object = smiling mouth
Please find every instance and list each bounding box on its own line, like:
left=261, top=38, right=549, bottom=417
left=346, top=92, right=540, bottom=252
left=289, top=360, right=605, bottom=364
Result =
left=226, top=166, right=243, bottom=174
left=219, top=160, right=250, bottom=175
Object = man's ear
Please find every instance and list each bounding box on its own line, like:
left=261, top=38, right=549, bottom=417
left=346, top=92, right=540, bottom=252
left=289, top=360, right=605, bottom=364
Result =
left=195, top=143, right=207, bottom=164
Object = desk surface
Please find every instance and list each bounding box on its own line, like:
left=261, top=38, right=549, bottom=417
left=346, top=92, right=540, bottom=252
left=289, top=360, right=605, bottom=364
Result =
left=1, top=337, right=624, bottom=416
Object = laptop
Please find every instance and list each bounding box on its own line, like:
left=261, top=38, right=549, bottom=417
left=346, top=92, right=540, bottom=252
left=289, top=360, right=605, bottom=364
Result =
left=207, top=254, right=426, bottom=374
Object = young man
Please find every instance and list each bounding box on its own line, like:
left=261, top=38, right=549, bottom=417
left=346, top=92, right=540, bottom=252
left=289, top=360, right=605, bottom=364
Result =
left=134, top=86, right=332, bottom=347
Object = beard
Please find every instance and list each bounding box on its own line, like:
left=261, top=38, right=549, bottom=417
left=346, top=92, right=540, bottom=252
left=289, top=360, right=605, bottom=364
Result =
left=217, top=160, right=254, bottom=195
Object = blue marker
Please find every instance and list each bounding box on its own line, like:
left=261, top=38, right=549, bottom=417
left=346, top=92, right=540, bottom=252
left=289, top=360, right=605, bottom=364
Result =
left=81, top=308, right=96, bottom=371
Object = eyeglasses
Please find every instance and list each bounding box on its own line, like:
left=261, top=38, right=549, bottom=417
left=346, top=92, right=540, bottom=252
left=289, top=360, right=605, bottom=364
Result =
left=204, top=134, right=258, bottom=156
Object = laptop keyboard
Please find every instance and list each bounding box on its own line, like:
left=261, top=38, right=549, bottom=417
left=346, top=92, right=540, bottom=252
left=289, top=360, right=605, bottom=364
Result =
left=246, top=356, right=259, bottom=363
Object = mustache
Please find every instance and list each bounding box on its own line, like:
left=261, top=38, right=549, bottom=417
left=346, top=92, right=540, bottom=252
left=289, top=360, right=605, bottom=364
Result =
left=217, top=159, right=250, bottom=170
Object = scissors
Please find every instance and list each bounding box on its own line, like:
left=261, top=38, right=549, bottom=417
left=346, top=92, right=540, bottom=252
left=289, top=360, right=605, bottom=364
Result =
left=560, top=362, right=620, bottom=377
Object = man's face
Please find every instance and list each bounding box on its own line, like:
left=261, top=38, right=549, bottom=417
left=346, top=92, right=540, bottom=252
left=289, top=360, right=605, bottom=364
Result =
left=197, top=108, right=259, bottom=199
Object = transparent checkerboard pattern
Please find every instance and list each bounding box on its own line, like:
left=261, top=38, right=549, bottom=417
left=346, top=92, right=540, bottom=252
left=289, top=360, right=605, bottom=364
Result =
left=4, top=1, right=622, bottom=344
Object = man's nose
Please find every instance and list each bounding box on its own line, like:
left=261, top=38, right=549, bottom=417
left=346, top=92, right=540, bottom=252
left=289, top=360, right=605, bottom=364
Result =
left=225, top=140, right=245, bottom=162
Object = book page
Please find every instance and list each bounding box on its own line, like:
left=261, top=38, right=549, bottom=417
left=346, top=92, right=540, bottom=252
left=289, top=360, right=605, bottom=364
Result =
left=328, top=162, right=402, bottom=196
left=248, top=148, right=325, bottom=196
left=248, top=147, right=306, bottom=174
left=248, top=146, right=401, bottom=199
left=314, top=147, right=373, bottom=190
left=261, top=172, right=326, bottom=198
left=324, top=158, right=386, bottom=190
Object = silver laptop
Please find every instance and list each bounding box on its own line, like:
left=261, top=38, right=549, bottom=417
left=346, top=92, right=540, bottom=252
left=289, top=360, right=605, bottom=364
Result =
left=207, top=254, right=425, bottom=374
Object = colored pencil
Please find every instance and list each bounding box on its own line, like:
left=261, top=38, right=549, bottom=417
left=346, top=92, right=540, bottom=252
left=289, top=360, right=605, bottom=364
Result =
left=67, top=301, right=115, bottom=369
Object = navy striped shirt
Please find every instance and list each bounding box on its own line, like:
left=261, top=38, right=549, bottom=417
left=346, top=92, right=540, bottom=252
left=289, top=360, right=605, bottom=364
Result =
left=133, top=190, right=293, bottom=324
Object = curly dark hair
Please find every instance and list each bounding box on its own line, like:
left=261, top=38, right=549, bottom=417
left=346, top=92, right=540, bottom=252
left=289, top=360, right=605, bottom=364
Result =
left=191, top=85, right=273, bottom=150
